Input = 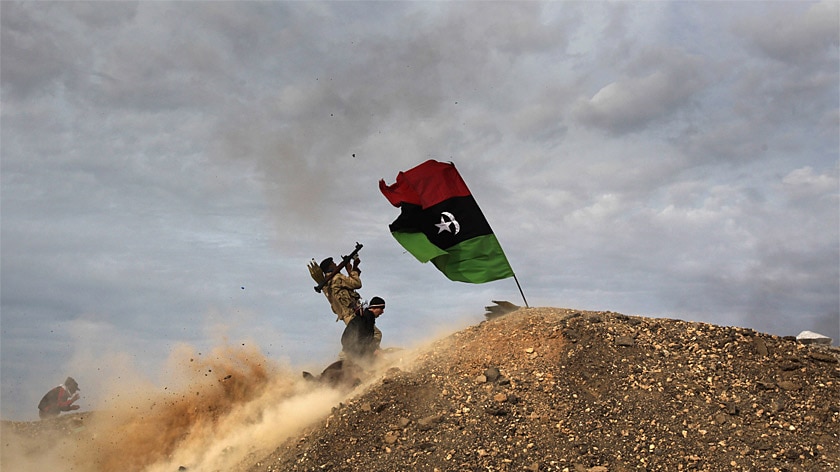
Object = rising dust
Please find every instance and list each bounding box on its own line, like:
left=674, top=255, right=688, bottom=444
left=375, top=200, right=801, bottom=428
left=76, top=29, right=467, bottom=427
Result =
left=1, top=342, right=348, bottom=472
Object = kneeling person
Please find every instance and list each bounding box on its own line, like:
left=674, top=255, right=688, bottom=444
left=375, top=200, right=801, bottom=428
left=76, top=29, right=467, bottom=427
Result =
left=38, top=376, right=81, bottom=419
left=341, top=296, right=385, bottom=362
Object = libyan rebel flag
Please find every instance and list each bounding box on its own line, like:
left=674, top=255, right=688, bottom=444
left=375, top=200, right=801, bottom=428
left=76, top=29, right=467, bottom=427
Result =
left=379, top=160, right=515, bottom=283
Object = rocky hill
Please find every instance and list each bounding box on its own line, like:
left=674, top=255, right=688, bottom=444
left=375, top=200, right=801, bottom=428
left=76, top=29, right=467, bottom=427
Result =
left=249, top=308, right=839, bottom=472
left=3, top=307, right=839, bottom=472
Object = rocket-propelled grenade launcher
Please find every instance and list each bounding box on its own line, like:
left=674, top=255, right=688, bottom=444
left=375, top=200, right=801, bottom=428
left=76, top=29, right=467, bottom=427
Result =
left=313, top=242, right=363, bottom=293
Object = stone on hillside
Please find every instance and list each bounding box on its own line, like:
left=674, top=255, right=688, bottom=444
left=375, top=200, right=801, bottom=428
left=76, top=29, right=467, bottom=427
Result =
left=796, top=330, right=832, bottom=345
left=615, top=335, right=635, bottom=346
left=484, top=367, right=501, bottom=382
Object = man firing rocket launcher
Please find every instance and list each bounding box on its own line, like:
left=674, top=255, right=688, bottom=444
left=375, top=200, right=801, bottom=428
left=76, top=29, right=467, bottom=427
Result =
left=308, top=242, right=364, bottom=324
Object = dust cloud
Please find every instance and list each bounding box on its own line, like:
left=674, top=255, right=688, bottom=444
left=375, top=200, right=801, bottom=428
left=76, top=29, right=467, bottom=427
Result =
left=1, top=342, right=346, bottom=472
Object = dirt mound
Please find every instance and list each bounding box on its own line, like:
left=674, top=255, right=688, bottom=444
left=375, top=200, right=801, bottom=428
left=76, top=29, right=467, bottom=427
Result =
left=3, top=308, right=838, bottom=472
left=249, top=307, right=840, bottom=472
left=2, top=411, right=93, bottom=442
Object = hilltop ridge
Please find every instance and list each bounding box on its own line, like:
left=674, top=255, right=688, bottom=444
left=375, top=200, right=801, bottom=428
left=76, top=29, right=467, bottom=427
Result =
left=3, top=308, right=838, bottom=472
left=250, top=307, right=840, bottom=472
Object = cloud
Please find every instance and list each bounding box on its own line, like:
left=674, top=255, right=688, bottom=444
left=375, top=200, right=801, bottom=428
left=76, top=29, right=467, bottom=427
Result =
left=1, top=1, right=837, bottom=422
left=573, top=48, right=708, bottom=135
left=782, top=165, right=839, bottom=199
left=735, top=1, right=839, bottom=66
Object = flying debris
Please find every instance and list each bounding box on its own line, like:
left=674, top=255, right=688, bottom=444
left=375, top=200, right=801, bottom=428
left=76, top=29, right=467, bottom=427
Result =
left=484, top=300, right=520, bottom=320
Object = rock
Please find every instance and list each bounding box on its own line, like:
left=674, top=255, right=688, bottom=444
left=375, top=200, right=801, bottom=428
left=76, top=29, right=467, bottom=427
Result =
left=726, top=402, right=740, bottom=415
left=418, top=441, right=436, bottom=451
left=484, top=367, right=501, bottom=382
left=780, top=359, right=803, bottom=371
left=753, top=338, right=769, bottom=356
left=417, top=414, right=443, bottom=430
left=809, top=352, right=839, bottom=363
left=485, top=406, right=508, bottom=416
left=777, top=381, right=800, bottom=391
left=615, top=335, right=635, bottom=346
left=756, top=380, right=776, bottom=390
left=796, top=331, right=832, bottom=345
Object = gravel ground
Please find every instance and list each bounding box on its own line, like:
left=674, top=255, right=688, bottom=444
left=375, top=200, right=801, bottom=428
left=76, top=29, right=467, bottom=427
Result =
left=4, top=307, right=838, bottom=472
left=248, top=307, right=840, bottom=472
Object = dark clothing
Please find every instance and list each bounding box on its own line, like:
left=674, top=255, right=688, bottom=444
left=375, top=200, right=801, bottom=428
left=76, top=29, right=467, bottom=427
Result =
left=38, top=385, right=78, bottom=419
left=341, top=308, right=378, bottom=361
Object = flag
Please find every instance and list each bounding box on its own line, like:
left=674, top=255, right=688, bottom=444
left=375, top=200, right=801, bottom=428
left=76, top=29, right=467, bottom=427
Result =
left=379, top=160, right=514, bottom=283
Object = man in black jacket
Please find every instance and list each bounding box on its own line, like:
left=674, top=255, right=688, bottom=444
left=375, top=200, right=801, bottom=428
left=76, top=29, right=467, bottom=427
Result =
left=341, top=296, right=385, bottom=363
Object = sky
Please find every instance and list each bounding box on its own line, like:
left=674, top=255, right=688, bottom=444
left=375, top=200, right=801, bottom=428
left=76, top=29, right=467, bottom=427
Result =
left=1, top=1, right=837, bottom=421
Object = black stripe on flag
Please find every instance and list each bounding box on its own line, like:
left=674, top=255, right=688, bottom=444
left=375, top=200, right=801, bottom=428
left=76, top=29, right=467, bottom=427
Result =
left=388, top=196, right=493, bottom=250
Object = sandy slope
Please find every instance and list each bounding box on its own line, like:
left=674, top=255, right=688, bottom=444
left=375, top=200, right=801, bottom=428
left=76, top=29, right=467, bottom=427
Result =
left=4, top=307, right=839, bottom=472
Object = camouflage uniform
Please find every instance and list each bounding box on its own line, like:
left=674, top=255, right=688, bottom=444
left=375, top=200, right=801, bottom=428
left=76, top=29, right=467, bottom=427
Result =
left=324, top=269, right=362, bottom=324
left=322, top=263, right=381, bottom=349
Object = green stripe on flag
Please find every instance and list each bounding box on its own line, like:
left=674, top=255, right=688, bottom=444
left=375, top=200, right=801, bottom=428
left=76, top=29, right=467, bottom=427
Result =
left=430, top=234, right=514, bottom=283
left=392, top=231, right=447, bottom=263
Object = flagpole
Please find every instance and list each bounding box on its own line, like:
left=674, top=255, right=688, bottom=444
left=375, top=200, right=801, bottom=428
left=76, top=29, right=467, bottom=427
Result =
left=513, top=274, right=529, bottom=308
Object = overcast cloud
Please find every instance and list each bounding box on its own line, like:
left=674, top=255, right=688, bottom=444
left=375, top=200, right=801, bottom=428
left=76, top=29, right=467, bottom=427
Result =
left=2, top=1, right=837, bottom=421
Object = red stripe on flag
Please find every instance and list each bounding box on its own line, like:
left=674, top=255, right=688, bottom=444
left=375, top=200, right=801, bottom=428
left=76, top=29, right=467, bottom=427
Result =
left=379, top=160, right=472, bottom=209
